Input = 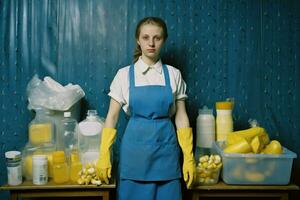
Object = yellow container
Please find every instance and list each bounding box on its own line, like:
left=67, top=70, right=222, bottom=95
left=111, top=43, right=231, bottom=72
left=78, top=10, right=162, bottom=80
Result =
left=52, top=151, right=69, bottom=184
left=70, top=152, right=82, bottom=183
left=216, top=100, right=234, bottom=142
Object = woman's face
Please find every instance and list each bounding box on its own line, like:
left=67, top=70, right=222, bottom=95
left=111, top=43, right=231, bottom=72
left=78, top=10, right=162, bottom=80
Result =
left=137, top=23, right=164, bottom=63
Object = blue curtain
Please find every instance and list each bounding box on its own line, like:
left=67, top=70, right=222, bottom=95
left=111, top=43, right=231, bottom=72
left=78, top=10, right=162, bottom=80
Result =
left=0, top=0, right=299, bottom=198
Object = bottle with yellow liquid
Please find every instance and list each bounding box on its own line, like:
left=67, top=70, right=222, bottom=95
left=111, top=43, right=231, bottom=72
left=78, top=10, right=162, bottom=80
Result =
left=216, top=100, right=234, bottom=141
left=52, top=151, right=69, bottom=184
left=70, top=151, right=82, bottom=183
left=28, top=108, right=54, bottom=145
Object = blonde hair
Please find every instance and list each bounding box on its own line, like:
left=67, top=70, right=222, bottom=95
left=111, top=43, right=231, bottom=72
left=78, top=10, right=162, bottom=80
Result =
left=133, top=17, right=168, bottom=63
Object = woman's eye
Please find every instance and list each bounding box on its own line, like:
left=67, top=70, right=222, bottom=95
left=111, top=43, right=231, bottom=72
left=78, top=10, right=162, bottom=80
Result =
left=155, top=37, right=161, bottom=41
left=142, top=36, right=149, bottom=40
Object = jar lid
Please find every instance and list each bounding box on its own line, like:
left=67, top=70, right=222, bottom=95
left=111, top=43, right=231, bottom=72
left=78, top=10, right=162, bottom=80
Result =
left=216, top=102, right=233, bottom=110
left=5, top=151, right=22, bottom=161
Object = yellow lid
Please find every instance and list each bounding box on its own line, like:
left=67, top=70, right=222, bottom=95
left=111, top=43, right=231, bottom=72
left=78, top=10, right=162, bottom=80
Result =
left=52, top=151, right=66, bottom=163
left=216, top=101, right=233, bottom=110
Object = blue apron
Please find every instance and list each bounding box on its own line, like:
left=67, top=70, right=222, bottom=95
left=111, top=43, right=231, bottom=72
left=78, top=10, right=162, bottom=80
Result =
left=119, top=64, right=181, bottom=181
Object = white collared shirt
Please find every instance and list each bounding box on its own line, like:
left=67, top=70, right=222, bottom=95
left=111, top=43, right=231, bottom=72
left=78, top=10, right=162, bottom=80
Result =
left=108, top=57, right=188, bottom=115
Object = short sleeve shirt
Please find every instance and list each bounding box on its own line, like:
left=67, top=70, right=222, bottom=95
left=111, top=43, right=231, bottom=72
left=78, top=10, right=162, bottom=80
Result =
left=108, top=57, right=188, bottom=116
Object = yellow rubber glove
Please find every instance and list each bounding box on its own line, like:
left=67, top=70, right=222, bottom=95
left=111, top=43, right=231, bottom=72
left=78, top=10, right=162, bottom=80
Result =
left=96, top=128, right=117, bottom=184
left=177, top=127, right=196, bottom=188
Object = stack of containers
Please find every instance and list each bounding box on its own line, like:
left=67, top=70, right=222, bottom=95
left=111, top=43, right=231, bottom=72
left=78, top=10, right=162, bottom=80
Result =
left=22, top=107, right=56, bottom=184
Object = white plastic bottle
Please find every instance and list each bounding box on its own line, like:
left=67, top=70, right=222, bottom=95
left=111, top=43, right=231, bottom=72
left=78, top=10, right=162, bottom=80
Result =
left=5, top=151, right=22, bottom=186
left=196, top=106, right=215, bottom=157
left=216, top=101, right=233, bottom=141
left=78, top=110, right=104, bottom=165
left=62, top=112, right=78, bottom=161
left=32, top=155, right=48, bottom=185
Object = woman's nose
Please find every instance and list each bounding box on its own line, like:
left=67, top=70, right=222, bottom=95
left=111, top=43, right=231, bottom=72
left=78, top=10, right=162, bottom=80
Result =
left=148, top=38, right=154, bottom=46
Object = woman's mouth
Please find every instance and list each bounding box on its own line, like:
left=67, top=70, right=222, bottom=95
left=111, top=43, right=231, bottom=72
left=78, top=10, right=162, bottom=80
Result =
left=147, top=49, right=155, bottom=53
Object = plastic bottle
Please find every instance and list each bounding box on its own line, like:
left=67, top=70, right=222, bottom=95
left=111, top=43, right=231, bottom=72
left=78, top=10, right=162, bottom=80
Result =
left=32, top=155, right=48, bottom=185
left=28, top=108, right=54, bottom=146
left=5, top=151, right=22, bottom=186
left=62, top=112, right=78, bottom=161
left=78, top=110, right=104, bottom=165
left=52, top=151, right=69, bottom=184
left=70, top=151, right=83, bottom=183
left=216, top=101, right=234, bottom=141
left=196, top=106, right=215, bottom=157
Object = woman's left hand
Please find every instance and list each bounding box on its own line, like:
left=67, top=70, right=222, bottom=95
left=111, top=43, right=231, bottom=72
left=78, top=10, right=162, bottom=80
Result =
left=177, top=127, right=196, bottom=188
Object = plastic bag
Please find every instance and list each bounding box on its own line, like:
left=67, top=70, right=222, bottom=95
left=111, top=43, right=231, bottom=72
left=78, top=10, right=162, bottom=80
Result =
left=27, top=75, right=85, bottom=111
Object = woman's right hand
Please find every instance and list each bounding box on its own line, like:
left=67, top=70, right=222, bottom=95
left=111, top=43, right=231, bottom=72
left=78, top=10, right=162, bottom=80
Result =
left=96, top=98, right=121, bottom=183
left=96, top=128, right=117, bottom=184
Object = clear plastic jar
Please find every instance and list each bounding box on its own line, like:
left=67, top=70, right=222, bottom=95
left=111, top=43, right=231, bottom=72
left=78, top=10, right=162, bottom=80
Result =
left=78, top=110, right=104, bottom=165
left=5, top=151, right=22, bottom=186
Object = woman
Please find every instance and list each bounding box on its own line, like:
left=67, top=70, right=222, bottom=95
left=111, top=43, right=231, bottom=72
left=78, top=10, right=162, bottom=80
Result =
left=97, top=17, right=196, bottom=200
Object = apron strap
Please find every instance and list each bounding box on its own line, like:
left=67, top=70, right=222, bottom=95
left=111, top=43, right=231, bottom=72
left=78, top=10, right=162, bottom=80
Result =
left=129, top=64, right=135, bottom=89
left=162, top=64, right=171, bottom=87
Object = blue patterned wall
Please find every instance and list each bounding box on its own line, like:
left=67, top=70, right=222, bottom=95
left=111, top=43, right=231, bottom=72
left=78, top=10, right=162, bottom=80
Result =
left=0, top=0, right=299, bottom=198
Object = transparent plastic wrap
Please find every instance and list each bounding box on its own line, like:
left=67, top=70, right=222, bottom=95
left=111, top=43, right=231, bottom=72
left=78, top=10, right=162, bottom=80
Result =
left=27, top=75, right=85, bottom=111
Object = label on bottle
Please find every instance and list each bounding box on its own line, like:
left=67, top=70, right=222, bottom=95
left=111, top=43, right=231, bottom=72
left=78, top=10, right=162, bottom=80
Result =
left=7, top=165, right=22, bottom=186
left=216, top=110, right=233, bottom=141
left=32, top=156, right=48, bottom=185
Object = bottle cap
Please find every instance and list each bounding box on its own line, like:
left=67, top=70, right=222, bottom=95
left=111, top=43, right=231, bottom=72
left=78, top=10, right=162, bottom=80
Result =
left=64, top=112, right=71, bottom=117
left=87, top=110, right=98, bottom=120
left=199, top=106, right=213, bottom=115
left=216, top=102, right=233, bottom=110
left=87, top=110, right=97, bottom=116
left=52, top=151, right=66, bottom=163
